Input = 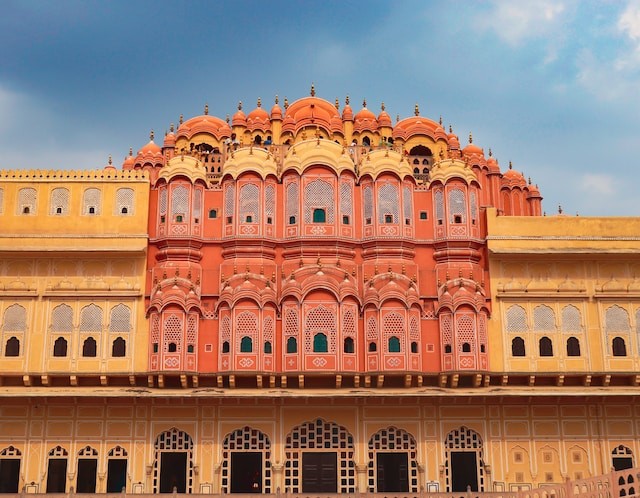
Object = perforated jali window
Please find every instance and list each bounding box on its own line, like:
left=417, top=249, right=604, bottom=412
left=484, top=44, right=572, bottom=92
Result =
left=50, top=188, right=69, bottom=215
left=434, top=190, right=444, bottom=222
left=304, top=179, right=334, bottom=223
left=383, top=312, right=405, bottom=352
left=506, top=305, right=528, bottom=332
left=470, top=189, right=478, bottom=221
left=235, top=311, right=258, bottom=350
left=444, top=427, right=485, bottom=492
left=605, top=305, right=630, bottom=333
left=3, top=304, right=26, bottom=332
left=286, top=182, right=299, bottom=221
left=456, top=314, right=476, bottom=353
left=0, top=445, right=21, bottom=456
left=80, top=304, right=103, bottom=332
left=264, top=316, right=274, bottom=343
left=533, top=305, right=555, bottom=331
left=109, top=305, right=131, bottom=333
left=239, top=184, right=260, bottom=223
left=342, top=307, right=356, bottom=338
left=377, top=183, right=399, bottom=224
left=221, top=427, right=272, bottom=493
left=363, top=185, right=373, bottom=222
left=562, top=305, right=582, bottom=332
left=115, top=188, right=134, bottom=215
left=403, top=185, right=412, bottom=222
left=478, top=313, right=487, bottom=348
left=366, top=316, right=378, bottom=341
left=285, top=418, right=356, bottom=493
left=409, top=315, right=419, bottom=341
left=441, top=313, right=453, bottom=349
left=220, top=315, right=231, bottom=342
left=51, top=304, right=73, bottom=332
left=83, top=188, right=101, bottom=215
left=159, top=189, right=168, bottom=216
left=171, top=186, right=189, bottom=217
left=163, top=315, right=183, bottom=352
left=186, top=314, right=197, bottom=348
left=153, top=429, right=194, bottom=493
left=151, top=314, right=160, bottom=344
left=340, top=181, right=353, bottom=217
left=448, top=188, right=466, bottom=223
left=17, top=188, right=36, bottom=214
left=367, top=427, right=418, bottom=492
left=284, top=307, right=299, bottom=336
left=304, top=305, right=336, bottom=352
left=265, top=184, right=275, bottom=220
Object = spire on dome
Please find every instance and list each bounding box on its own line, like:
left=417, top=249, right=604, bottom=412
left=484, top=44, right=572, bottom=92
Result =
left=335, top=98, right=340, bottom=109
left=150, top=130, right=154, bottom=141
left=310, top=83, right=315, bottom=96
left=169, top=123, right=174, bottom=133
left=558, top=204, right=563, bottom=214
left=204, top=103, right=209, bottom=115
left=414, top=104, right=419, bottom=116
left=396, top=114, right=400, bottom=123
left=449, top=124, right=453, bottom=133
left=257, top=97, right=262, bottom=107
left=439, top=115, right=442, bottom=125
left=362, top=98, right=367, bottom=108
left=284, top=97, right=289, bottom=109
left=129, top=147, right=133, bottom=156
left=226, top=114, right=230, bottom=123
left=345, top=95, right=350, bottom=106
left=108, top=155, right=112, bottom=165
left=528, top=177, right=532, bottom=184
left=469, top=133, right=473, bottom=144
left=509, top=161, right=513, bottom=169
left=488, top=148, right=492, bottom=157
left=275, top=95, right=279, bottom=104
left=179, top=114, right=183, bottom=125
left=381, top=102, right=385, bottom=111
left=238, top=101, right=243, bottom=110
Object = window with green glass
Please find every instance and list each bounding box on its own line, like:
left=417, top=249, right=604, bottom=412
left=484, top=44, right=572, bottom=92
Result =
left=313, top=333, right=328, bottom=352
left=313, top=208, right=326, bottom=223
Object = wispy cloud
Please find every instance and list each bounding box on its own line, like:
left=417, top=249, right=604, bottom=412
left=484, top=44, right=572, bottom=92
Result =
left=579, top=173, right=616, bottom=196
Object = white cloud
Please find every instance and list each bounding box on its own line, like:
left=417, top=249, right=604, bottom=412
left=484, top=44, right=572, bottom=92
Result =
left=579, top=173, right=616, bottom=196
left=618, top=2, right=640, bottom=41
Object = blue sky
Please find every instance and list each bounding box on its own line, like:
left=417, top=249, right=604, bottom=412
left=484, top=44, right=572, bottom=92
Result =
left=1, top=0, right=639, bottom=215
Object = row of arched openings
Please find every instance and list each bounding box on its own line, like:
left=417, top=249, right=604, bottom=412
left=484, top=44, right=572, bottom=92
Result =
left=511, top=336, right=629, bottom=358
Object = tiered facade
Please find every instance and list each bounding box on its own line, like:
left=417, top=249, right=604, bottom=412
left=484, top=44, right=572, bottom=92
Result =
left=0, top=89, right=639, bottom=495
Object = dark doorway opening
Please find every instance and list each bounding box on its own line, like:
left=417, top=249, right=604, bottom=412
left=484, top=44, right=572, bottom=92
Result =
left=302, top=452, right=337, bottom=493
left=77, top=458, right=97, bottom=492
left=107, top=459, right=128, bottom=492
left=0, top=459, right=20, bottom=492
left=376, top=452, right=409, bottom=492
left=160, top=452, right=187, bottom=493
left=450, top=451, right=478, bottom=492
left=613, top=457, right=634, bottom=471
left=231, top=452, right=262, bottom=493
left=46, top=458, right=68, bottom=493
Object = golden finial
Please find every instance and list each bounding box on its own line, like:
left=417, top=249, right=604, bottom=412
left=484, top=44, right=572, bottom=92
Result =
left=469, top=133, right=473, bottom=144
left=128, top=147, right=133, bottom=157
left=528, top=177, right=532, bottom=185
left=488, top=148, right=492, bottom=157
left=310, top=83, right=315, bottom=96
left=179, top=114, right=183, bottom=125
left=170, top=123, right=174, bottom=133
left=257, top=97, right=262, bottom=108
left=345, top=95, right=350, bottom=105
left=284, top=97, right=289, bottom=109
left=150, top=130, right=154, bottom=141
left=204, top=103, right=209, bottom=115
left=381, top=102, right=385, bottom=111
left=414, top=103, right=419, bottom=116
left=226, top=114, right=230, bottom=123
left=108, top=155, right=112, bottom=165
left=509, top=161, right=513, bottom=169
left=558, top=205, right=563, bottom=214
left=238, top=101, right=243, bottom=111
left=362, top=98, right=367, bottom=108
left=449, top=124, right=453, bottom=133
left=439, top=115, right=443, bottom=125
left=335, top=98, right=340, bottom=109
left=275, top=95, right=279, bottom=104
left=396, top=114, right=400, bottom=123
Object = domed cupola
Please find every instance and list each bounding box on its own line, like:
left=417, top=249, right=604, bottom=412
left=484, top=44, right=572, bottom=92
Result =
left=122, top=147, right=135, bottom=170
left=270, top=95, right=283, bottom=120
left=163, top=123, right=176, bottom=148
left=176, top=104, right=233, bottom=140
left=135, top=130, right=163, bottom=166
left=377, top=102, right=392, bottom=128
left=342, top=95, right=354, bottom=121
left=354, top=99, right=379, bottom=132
left=246, top=97, right=271, bottom=132
left=486, top=148, right=500, bottom=173
left=231, top=101, right=247, bottom=127
left=502, top=161, right=526, bottom=188
left=447, top=125, right=460, bottom=151
left=462, top=133, right=484, bottom=157
left=104, top=155, right=116, bottom=172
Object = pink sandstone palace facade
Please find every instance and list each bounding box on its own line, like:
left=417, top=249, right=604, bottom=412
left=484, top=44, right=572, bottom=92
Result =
left=1, top=88, right=639, bottom=496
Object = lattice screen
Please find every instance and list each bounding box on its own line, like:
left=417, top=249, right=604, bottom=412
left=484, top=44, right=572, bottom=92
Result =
left=235, top=311, right=258, bottom=350
left=224, top=184, right=235, bottom=218
left=304, top=179, right=334, bottom=223
left=366, top=316, right=378, bottom=341
left=109, top=305, right=131, bottom=332
left=533, top=305, right=556, bottom=331
left=562, top=305, right=582, bottom=332
left=153, top=429, right=194, bottom=493
left=50, top=188, right=69, bottom=215
left=440, top=312, right=453, bottom=348
left=304, top=305, right=336, bottom=352
left=151, top=313, right=160, bottom=344
left=363, top=185, right=373, bottom=221
left=0, top=446, right=21, bottom=456
left=409, top=315, right=420, bottom=341
left=448, top=188, right=466, bottom=222
left=193, top=188, right=202, bottom=219
left=78, top=446, right=98, bottom=457
left=171, top=186, right=189, bottom=217
left=265, top=184, right=275, bottom=220
left=80, top=304, right=103, bottom=332
left=444, top=427, right=485, bottom=492
left=340, top=181, right=353, bottom=217
left=434, top=190, right=444, bottom=222
left=17, top=188, right=36, bottom=214
left=186, top=314, right=197, bottom=349
left=108, top=446, right=127, bottom=457
left=163, top=314, right=183, bottom=352
left=284, top=418, right=356, bottom=493
left=284, top=307, right=299, bottom=336
left=286, top=182, right=299, bottom=220
left=456, top=314, right=476, bottom=352
left=159, top=188, right=167, bottom=216
left=115, top=188, right=134, bottom=215
left=478, top=313, right=487, bottom=348
left=506, top=305, right=528, bottom=332
left=403, top=185, right=412, bottom=222
left=3, top=304, right=26, bottom=332
left=83, top=188, right=101, bottom=215
left=377, top=183, right=399, bottom=224
left=470, top=189, right=478, bottom=221
left=367, top=426, right=419, bottom=492
left=605, top=305, right=630, bottom=333
left=49, top=446, right=68, bottom=457
left=239, top=184, right=260, bottom=223
left=342, top=307, right=356, bottom=338
left=264, top=316, right=274, bottom=343
left=51, top=304, right=73, bottom=332
left=383, top=311, right=405, bottom=352
left=221, top=427, right=272, bottom=493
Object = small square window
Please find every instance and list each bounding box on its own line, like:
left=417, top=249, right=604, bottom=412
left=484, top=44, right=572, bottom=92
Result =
left=176, top=215, right=183, bottom=222
left=405, top=218, right=410, bottom=225
left=227, top=216, right=233, bottom=223
left=365, top=218, right=371, bottom=225
left=56, top=207, right=63, bottom=214
left=419, top=211, right=428, bottom=220
left=204, top=344, right=213, bottom=353
left=153, top=343, right=159, bottom=353
left=342, top=215, right=349, bottom=225
left=160, top=215, right=166, bottom=223
left=208, top=209, right=217, bottom=219
left=267, top=216, right=273, bottom=224
left=289, top=216, right=296, bottom=224
left=194, top=218, right=199, bottom=224
left=454, top=215, right=462, bottom=223
left=246, top=215, right=253, bottom=223
left=384, top=214, right=393, bottom=223
left=88, top=206, right=95, bottom=215
left=437, top=219, right=443, bottom=225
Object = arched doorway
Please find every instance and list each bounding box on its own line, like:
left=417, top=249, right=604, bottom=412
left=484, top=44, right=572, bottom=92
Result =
left=444, top=426, right=485, bottom=492
left=0, top=446, right=21, bottom=493
left=153, top=428, right=194, bottom=493
left=367, top=426, right=418, bottom=492
left=612, top=445, right=634, bottom=471
left=285, top=418, right=355, bottom=493
left=222, top=426, right=272, bottom=493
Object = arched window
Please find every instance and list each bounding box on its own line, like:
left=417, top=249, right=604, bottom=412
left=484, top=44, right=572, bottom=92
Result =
left=313, top=208, right=326, bottom=223
left=239, top=183, right=260, bottom=224
left=115, top=188, right=134, bottom=216
left=388, top=336, right=401, bottom=353
left=112, top=337, right=126, bottom=357
left=286, top=337, right=297, bottom=353
left=109, top=305, right=131, bottom=333
left=344, top=337, right=354, bottom=353
left=168, top=342, right=177, bottom=353
left=17, top=187, right=36, bottom=215
left=410, top=341, right=418, bottom=353
left=539, top=336, right=553, bottom=357
left=50, top=188, right=69, bottom=215
left=53, top=337, right=67, bottom=357
left=369, top=342, right=377, bottom=352
left=304, top=179, right=334, bottom=224
left=377, top=183, right=399, bottom=224
left=462, top=342, right=471, bottom=353
left=4, top=336, right=19, bottom=357
left=264, top=341, right=272, bottom=354
left=240, top=336, right=253, bottom=353
left=82, top=337, right=97, bottom=357
left=222, top=341, right=230, bottom=353
left=313, top=333, right=328, bottom=353
left=566, top=337, right=581, bottom=357
left=448, top=188, right=466, bottom=224
left=362, top=136, right=371, bottom=146
left=511, top=337, right=525, bottom=356
left=83, top=188, right=101, bottom=215
left=613, top=337, right=627, bottom=356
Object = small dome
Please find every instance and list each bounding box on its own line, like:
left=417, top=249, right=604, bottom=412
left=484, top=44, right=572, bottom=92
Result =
left=486, top=152, right=500, bottom=173
left=270, top=96, right=283, bottom=120
left=393, top=104, right=448, bottom=142
left=502, top=162, right=527, bottom=186
left=462, top=133, right=483, bottom=156
left=377, top=103, right=392, bottom=127
left=177, top=110, right=232, bottom=140
left=354, top=99, right=378, bottom=132
left=163, top=124, right=176, bottom=148
left=138, top=134, right=162, bottom=156
left=122, top=148, right=135, bottom=169
left=232, top=101, right=247, bottom=127
left=447, top=129, right=460, bottom=150
left=104, top=155, right=116, bottom=171
left=246, top=98, right=271, bottom=131
left=342, top=96, right=353, bottom=121
left=281, top=94, right=343, bottom=135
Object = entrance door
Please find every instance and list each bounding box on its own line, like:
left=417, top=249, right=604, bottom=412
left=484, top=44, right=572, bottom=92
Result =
left=302, top=452, right=337, bottom=493
left=376, top=452, right=409, bottom=492
left=613, top=457, right=633, bottom=471
left=46, top=459, right=68, bottom=493
left=107, top=459, right=128, bottom=492
left=231, top=452, right=262, bottom=493
left=0, top=459, right=20, bottom=492
left=77, top=458, right=98, bottom=492
left=450, top=451, right=478, bottom=492
left=160, top=452, right=187, bottom=493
